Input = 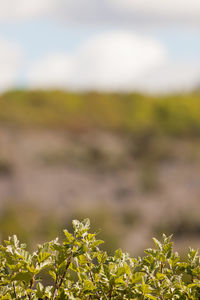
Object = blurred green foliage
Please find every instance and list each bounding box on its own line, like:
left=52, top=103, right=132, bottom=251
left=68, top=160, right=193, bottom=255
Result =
left=0, top=89, right=200, bottom=136
left=0, top=202, right=60, bottom=249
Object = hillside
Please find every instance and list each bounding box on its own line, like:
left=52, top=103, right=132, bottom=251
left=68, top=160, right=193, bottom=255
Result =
left=0, top=90, right=200, bottom=136
left=0, top=90, right=200, bottom=254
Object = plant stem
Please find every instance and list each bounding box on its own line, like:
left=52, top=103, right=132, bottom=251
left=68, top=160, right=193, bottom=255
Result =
left=13, top=282, right=17, bottom=299
left=28, top=276, right=34, bottom=300
left=109, top=284, right=113, bottom=300
left=52, top=254, right=72, bottom=300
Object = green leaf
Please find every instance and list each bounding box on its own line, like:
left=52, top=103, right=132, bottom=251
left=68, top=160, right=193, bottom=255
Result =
left=152, top=238, right=162, bottom=250
left=12, top=271, right=33, bottom=283
left=83, top=280, right=95, bottom=291
left=63, top=230, right=74, bottom=243
left=36, top=282, right=44, bottom=298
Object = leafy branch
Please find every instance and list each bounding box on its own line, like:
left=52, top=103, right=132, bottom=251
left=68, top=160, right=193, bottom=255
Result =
left=0, top=219, right=199, bottom=299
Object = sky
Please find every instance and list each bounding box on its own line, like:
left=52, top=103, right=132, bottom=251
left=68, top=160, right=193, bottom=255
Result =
left=0, top=0, right=199, bottom=93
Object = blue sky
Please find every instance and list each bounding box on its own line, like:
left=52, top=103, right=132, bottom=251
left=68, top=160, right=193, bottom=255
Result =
left=0, top=0, right=199, bottom=93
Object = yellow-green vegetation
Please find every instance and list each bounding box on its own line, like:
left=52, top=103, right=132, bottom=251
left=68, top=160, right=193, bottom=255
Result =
left=0, top=89, right=200, bottom=136
left=0, top=219, right=199, bottom=299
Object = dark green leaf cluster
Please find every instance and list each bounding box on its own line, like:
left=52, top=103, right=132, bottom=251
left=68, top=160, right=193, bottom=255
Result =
left=0, top=219, right=199, bottom=299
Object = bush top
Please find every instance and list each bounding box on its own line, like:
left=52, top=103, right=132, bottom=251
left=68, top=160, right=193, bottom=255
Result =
left=0, top=219, right=199, bottom=299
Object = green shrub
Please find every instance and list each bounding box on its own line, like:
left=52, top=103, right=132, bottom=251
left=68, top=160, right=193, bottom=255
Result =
left=0, top=219, right=199, bottom=299
left=1, top=90, right=200, bottom=137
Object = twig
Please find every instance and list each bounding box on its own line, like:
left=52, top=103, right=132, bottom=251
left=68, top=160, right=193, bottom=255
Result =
left=28, top=276, right=34, bottom=300
left=52, top=254, right=72, bottom=300
left=109, top=284, right=113, bottom=300
left=13, top=282, right=18, bottom=299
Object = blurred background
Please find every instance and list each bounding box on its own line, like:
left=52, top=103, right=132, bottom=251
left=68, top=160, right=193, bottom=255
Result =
left=0, top=0, right=200, bottom=255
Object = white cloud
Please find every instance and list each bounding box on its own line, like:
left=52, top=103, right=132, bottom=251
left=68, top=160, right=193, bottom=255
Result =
left=27, top=31, right=200, bottom=93
left=27, top=31, right=166, bottom=91
left=136, top=63, right=200, bottom=93
left=0, top=0, right=200, bottom=26
left=0, top=0, right=200, bottom=27
left=0, top=38, right=22, bottom=91
left=0, top=0, right=56, bottom=22
left=111, top=0, right=200, bottom=23
left=27, top=53, right=73, bottom=88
